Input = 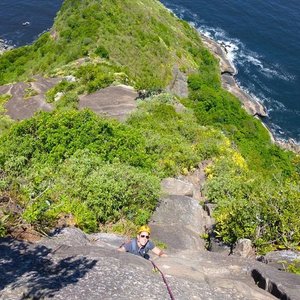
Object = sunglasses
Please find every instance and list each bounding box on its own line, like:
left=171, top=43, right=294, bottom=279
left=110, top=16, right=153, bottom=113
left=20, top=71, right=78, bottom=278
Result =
left=140, top=234, right=150, bottom=239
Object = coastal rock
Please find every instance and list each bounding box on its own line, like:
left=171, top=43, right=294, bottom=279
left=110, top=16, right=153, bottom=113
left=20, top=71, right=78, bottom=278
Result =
left=201, top=35, right=237, bottom=75
left=201, top=34, right=268, bottom=118
left=0, top=40, right=13, bottom=55
left=275, top=139, right=300, bottom=154
left=221, top=74, right=267, bottom=117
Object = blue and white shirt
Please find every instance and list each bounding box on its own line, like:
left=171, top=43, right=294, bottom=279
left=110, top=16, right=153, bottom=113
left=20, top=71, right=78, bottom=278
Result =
left=124, top=238, right=155, bottom=258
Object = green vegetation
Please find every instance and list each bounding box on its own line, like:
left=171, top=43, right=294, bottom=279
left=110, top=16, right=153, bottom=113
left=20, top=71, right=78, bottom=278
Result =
left=0, top=93, right=14, bottom=135
left=0, top=0, right=299, bottom=255
left=287, top=260, right=300, bottom=275
left=24, top=87, right=38, bottom=99
left=0, top=105, right=227, bottom=234
left=205, top=156, right=300, bottom=253
left=0, top=0, right=204, bottom=89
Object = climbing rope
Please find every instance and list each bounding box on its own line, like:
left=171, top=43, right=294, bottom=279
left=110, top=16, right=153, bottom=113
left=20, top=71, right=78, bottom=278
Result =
left=150, top=260, right=175, bottom=300
left=119, top=241, right=175, bottom=299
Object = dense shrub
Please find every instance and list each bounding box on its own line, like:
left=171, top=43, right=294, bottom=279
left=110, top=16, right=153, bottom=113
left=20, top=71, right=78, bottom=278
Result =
left=204, top=154, right=300, bottom=253
left=95, top=45, right=109, bottom=59
left=0, top=105, right=226, bottom=233
left=22, top=151, right=160, bottom=232
left=45, top=80, right=77, bottom=103
left=0, top=109, right=151, bottom=170
left=127, top=95, right=225, bottom=176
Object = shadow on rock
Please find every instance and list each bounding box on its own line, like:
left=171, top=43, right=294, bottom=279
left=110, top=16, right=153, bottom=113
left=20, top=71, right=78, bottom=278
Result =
left=0, top=238, right=97, bottom=299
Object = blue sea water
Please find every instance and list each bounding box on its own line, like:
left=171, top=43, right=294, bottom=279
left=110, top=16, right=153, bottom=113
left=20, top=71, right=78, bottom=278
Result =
left=161, top=0, right=300, bottom=143
left=0, top=0, right=299, bottom=143
left=0, top=0, right=63, bottom=47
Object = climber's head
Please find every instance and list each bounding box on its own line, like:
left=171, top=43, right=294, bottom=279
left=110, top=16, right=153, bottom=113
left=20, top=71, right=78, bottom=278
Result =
left=137, top=225, right=151, bottom=246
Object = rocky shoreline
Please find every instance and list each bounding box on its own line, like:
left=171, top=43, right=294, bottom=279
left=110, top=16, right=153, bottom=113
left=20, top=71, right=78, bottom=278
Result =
left=0, top=39, right=13, bottom=55
left=201, top=34, right=267, bottom=118
left=201, top=34, right=300, bottom=153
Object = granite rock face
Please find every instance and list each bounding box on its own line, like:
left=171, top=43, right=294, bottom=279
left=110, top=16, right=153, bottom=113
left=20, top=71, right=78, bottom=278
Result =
left=0, top=79, right=138, bottom=122
left=79, top=85, right=138, bottom=121
left=161, top=178, right=194, bottom=197
left=2, top=227, right=299, bottom=300
left=166, top=66, right=189, bottom=98
left=2, top=77, right=59, bottom=120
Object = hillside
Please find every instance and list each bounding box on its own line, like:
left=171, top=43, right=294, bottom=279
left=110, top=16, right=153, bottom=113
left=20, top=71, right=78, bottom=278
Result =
left=0, top=0, right=299, bottom=266
left=0, top=0, right=212, bottom=89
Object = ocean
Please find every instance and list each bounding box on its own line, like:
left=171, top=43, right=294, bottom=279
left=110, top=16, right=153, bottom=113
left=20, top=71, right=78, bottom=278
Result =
left=0, top=0, right=299, bottom=143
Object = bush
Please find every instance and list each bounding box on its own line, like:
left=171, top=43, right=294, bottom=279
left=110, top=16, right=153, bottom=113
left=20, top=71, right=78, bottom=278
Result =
left=205, top=155, right=300, bottom=253
left=45, top=80, right=76, bottom=103
left=95, top=45, right=109, bottom=59
left=22, top=151, right=160, bottom=232
left=127, top=97, right=223, bottom=176
left=0, top=109, right=151, bottom=170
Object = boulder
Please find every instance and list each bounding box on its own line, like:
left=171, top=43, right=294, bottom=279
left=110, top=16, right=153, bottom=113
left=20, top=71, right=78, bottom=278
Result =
left=150, top=195, right=207, bottom=235
left=233, top=239, right=256, bottom=259
left=161, top=178, right=194, bottom=197
left=167, top=65, right=189, bottom=98
left=150, top=223, right=205, bottom=252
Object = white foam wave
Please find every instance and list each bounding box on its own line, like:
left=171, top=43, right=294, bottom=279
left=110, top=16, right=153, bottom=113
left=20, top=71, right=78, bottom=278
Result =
left=236, top=79, right=287, bottom=113
left=196, top=24, right=296, bottom=82
left=162, top=2, right=299, bottom=143
left=239, top=52, right=294, bottom=81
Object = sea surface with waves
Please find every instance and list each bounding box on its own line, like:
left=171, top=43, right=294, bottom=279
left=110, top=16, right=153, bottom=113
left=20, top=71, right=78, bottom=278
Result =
left=0, top=0, right=299, bottom=142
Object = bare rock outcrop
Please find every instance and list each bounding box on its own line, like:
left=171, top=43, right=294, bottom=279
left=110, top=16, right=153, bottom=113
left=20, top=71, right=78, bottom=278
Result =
left=161, top=178, right=194, bottom=197
left=79, top=85, right=138, bottom=122
left=150, top=195, right=206, bottom=252
left=3, top=227, right=300, bottom=300
left=1, top=79, right=138, bottom=122
left=167, top=66, right=189, bottom=98
left=2, top=77, right=60, bottom=120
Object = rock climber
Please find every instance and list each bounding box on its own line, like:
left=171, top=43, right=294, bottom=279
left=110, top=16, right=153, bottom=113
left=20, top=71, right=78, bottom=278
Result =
left=118, top=225, right=167, bottom=259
